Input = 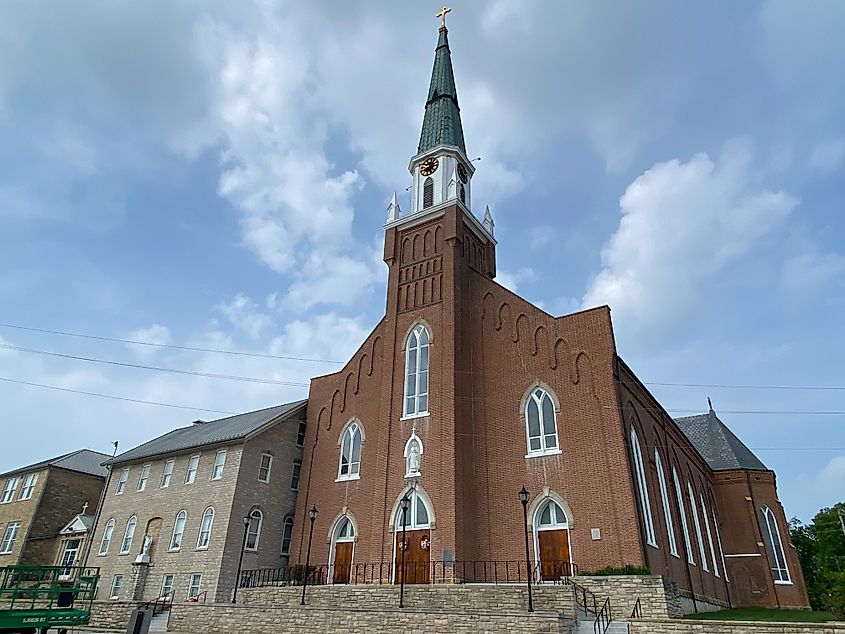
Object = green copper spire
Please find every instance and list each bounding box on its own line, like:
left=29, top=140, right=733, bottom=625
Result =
left=417, top=26, right=466, bottom=155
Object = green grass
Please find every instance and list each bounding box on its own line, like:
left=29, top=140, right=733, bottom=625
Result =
left=684, top=607, right=835, bottom=622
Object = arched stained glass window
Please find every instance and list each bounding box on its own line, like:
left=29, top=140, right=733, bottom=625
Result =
left=760, top=506, right=791, bottom=583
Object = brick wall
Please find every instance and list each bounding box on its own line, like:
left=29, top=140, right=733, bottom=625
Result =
left=629, top=619, right=845, bottom=634
left=169, top=602, right=570, bottom=634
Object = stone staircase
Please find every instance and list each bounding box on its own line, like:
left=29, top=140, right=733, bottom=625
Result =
left=149, top=609, right=170, bottom=632
left=573, top=607, right=630, bottom=634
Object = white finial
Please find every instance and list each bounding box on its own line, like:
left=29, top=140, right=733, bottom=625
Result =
left=386, top=190, right=401, bottom=223
left=483, top=205, right=495, bottom=236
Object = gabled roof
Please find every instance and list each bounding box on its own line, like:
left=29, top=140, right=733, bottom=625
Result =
left=418, top=27, right=466, bottom=155
left=110, top=400, right=307, bottom=466
left=675, top=410, right=767, bottom=471
left=60, top=514, right=95, bottom=535
left=0, top=449, right=111, bottom=479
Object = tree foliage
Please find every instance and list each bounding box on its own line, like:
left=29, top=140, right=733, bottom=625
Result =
left=790, top=503, right=845, bottom=617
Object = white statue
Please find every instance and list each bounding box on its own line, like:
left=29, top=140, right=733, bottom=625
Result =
left=142, top=534, right=153, bottom=556
left=408, top=441, right=421, bottom=475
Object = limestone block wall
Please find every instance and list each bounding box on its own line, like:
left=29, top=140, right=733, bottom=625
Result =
left=629, top=619, right=845, bottom=634
left=169, top=602, right=570, bottom=634
left=574, top=575, right=685, bottom=619
left=88, top=600, right=145, bottom=629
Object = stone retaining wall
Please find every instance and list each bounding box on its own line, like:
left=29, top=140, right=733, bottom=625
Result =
left=629, top=618, right=845, bottom=633
left=574, top=575, right=684, bottom=619
left=88, top=599, right=144, bottom=629
left=239, top=583, right=574, bottom=612
left=169, top=602, right=571, bottom=634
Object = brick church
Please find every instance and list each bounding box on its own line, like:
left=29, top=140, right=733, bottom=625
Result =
left=290, top=18, right=809, bottom=610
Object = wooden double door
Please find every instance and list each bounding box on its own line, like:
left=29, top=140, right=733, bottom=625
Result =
left=395, top=529, right=431, bottom=584
left=332, top=541, right=354, bottom=584
left=538, top=529, right=571, bottom=581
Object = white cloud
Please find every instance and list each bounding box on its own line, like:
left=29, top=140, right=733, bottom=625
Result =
left=583, top=143, right=798, bottom=335
left=528, top=225, right=557, bottom=249
left=781, top=251, right=845, bottom=299
left=809, top=138, right=845, bottom=173
left=284, top=252, right=383, bottom=312
left=125, top=324, right=172, bottom=359
left=496, top=267, right=536, bottom=294
left=216, top=294, right=273, bottom=339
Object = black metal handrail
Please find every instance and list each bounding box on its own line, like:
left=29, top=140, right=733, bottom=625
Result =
left=594, top=597, right=611, bottom=634
left=239, top=559, right=578, bottom=589
left=630, top=596, right=642, bottom=618
left=143, top=592, right=173, bottom=616
left=572, top=579, right=614, bottom=634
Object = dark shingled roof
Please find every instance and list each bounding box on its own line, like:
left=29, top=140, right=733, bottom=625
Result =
left=0, top=449, right=111, bottom=479
left=418, top=27, right=466, bottom=155
left=675, top=410, right=767, bottom=471
left=111, top=400, right=307, bottom=466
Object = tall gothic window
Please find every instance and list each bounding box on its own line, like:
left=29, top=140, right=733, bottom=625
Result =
left=525, top=387, right=559, bottom=455
left=631, top=427, right=657, bottom=547
left=700, top=493, right=720, bottom=577
left=760, top=505, right=791, bottom=583
left=655, top=450, right=679, bottom=557
left=423, top=177, right=434, bottom=208
left=404, top=325, right=430, bottom=417
left=197, top=507, right=214, bottom=549
left=338, top=421, right=363, bottom=480
left=672, top=466, right=695, bottom=564
left=687, top=480, right=709, bottom=571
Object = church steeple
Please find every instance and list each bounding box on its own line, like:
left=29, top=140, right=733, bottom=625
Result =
left=418, top=25, right=466, bottom=155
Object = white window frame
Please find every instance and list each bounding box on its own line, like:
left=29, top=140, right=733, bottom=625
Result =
left=187, top=573, right=202, bottom=600
left=402, top=324, right=430, bottom=418
left=196, top=507, right=214, bottom=550
left=337, top=422, right=362, bottom=481
left=160, top=460, right=174, bottom=488
left=524, top=387, right=561, bottom=457
left=258, top=454, right=273, bottom=483
left=170, top=511, right=187, bottom=551
left=1, top=478, right=18, bottom=504
left=672, top=466, right=695, bottom=565
left=281, top=517, right=294, bottom=556
left=185, top=455, right=200, bottom=484
left=18, top=474, right=37, bottom=501
left=700, top=493, right=720, bottom=577
left=211, top=450, right=226, bottom=480
left=120, top=516, right=137, bottom=555
left=687, top=481, right=709, bottom=572
left=290, top=461, right=301, bottom=491
left=245, top=509, right=262, bottom=552
left=109, top=574, right=123, bottom=599
left=631, top=427, right=657, bottom=547
left=655, top=450, right=679, bottom=557
left=137, top=464, right=151, bottom=492
left=761, top=505, right=791, bottom=584
left=98, top=518, right=115, bottom=555
left=0, top=522, right=21, bottom=554
left=296, top=421, right=307, bottom=447
left=395, top=490, right=431, bottom=530
left=160, top=574, right=174, bottom=600
left=115, top=469, right=129, bottom=495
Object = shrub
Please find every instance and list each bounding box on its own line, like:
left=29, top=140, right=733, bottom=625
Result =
left=579, top=565, right=651, bottom=576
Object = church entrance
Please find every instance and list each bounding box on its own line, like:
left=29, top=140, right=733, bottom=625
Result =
left=58, top=539, right=81, bottom=577
left=534, top=499, right=572, bottom=581
left=393, top=488, right=432, bottom=584
left=329, top=517, right=355, bottom=584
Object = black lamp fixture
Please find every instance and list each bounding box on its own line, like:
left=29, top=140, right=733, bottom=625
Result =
left=232, top=513, right=252, bottom=603
left=398, top=493, right=411, bottom=608
left=519, top=486, right=534, bottom=613
left=300, top=505, right=318, bottom=606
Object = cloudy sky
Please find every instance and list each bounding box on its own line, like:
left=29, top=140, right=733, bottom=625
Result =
left=1, top=0, right=843, bottom=521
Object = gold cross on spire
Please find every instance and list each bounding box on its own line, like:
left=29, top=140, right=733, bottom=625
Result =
left=436, top=6, right=451, bottom=30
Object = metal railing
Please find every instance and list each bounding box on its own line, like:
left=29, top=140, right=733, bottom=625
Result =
left=572, top=580, right=613, bottom=634
left=630, top=596, right=642, bottom=619
left=239, top=560, right=578, bottom=589
left=143, top=592, right=173, bottom=616
left=594, top=597, right=612, bottom=634
left=0, top=566, right=99, bottom=611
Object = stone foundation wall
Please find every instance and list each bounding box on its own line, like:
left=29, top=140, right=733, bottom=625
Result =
left=169, top=602, right=570, bottom=634
left=574, top=575, right=684, bottom=619
left=629, top=619, right=845, bottom=633
left=88, top=599, right=144, bottom=629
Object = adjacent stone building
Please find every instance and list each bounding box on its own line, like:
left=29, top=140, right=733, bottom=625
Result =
left=288, top=21, right=810, bottom=612
left=0, top=449, right=109, bottom=567
left=88, top=401, right=305, bottom=603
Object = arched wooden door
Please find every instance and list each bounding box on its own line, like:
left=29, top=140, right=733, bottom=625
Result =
left=394, top=489, right=431, bottom=584
left=534, top=499, right=572, bottom=581
left=330, top=517, right=355, bottom=584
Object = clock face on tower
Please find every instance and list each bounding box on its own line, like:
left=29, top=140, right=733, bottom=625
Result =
left=420, top=157, right=439, bottom=176
left=457, top=163, right=468, bottom=183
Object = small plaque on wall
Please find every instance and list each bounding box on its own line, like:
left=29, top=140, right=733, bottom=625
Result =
left=591, top=528, right=601, bottom=541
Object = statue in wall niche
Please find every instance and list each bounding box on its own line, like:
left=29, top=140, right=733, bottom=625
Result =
left=408, top=441, right=421, bottom=475
left=142, top=534, right=153, bottom=556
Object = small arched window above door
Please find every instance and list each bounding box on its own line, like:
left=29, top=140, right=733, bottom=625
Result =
left=536, top=499, right=568, bottom=529
left=396, top=489, right=431, bottom=529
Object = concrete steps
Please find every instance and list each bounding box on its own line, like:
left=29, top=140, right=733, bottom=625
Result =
left=149, top=609, right=170, bottom=632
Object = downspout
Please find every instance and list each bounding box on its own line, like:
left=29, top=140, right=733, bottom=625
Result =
left=82, top=441, right=118, bottom=569
left=746, top=470, right=780, bottom=608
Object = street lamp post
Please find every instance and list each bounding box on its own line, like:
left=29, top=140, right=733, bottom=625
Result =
left=399, top=493, right=411, bottom=608
left=232, top=515, right=251, bottom=603
left=519, top=486, right=534, bottom=613
left=300, top=505, right=318, bottom=606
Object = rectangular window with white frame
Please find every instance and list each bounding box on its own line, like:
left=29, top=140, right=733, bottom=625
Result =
left=160, top=574, right=174, bottom=599
left=187, top=573, right=202, bottom=600
left=110, top=575, right=123, bottom=599
left=290, top=461, right=301, bottom=491
left=137, top=464, right=151, bottom=491
left=185, top=455, right=200, bottom=484
left=258, top=454, right=273, bottom=483
left=18, top=474, right=38, bottom=501
left=211, top=450, right=226, bottom=480
left=1, top=478, right=18, bottom=504
left=0, top=522, right=21, bottom=554
left=160, top=460, right=174, bottom=488
left=115, top=469, right=129, bottom=495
